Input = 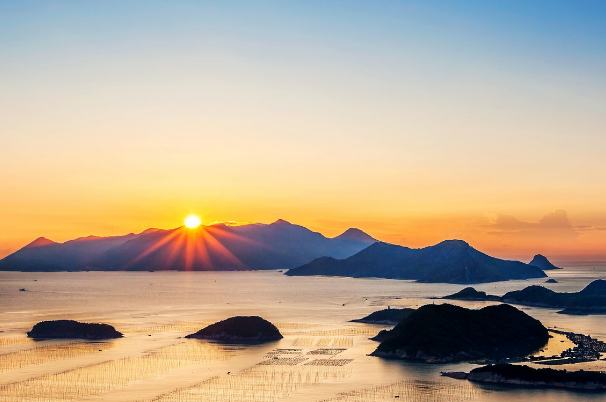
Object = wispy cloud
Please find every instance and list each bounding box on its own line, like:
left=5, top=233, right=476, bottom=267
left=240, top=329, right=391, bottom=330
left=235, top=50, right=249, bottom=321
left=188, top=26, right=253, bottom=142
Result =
left=484, top=209, right=579, bottom=239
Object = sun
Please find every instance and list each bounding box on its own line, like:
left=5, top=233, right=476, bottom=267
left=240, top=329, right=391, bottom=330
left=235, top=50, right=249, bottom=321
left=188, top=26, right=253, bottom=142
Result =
left=184, top=214, right=202, bottom=229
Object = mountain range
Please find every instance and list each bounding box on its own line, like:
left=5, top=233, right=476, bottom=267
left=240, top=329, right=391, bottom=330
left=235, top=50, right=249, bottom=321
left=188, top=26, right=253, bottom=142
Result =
left=285, top=240, right=547, bottom=283
left=0, top=220, right=376, bottom=272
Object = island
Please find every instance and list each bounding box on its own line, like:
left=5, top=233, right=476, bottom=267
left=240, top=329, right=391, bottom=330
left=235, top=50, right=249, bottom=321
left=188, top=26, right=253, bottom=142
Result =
left=442, top=287, right=500, bottom=301
left=27, top=320, right=123, bottom=340
left=443, top=363, right=606, bottom=391
left=443, top=279, right=606, bottom=315
left=350, top=307, right=415, bottom=325
left=370, top=304, right=549, bottom=363
left=285, top=240, right=547, bottom=284
left=185, top=316, right=283, bottom=343
left=528, top=254, right=562, bottom=270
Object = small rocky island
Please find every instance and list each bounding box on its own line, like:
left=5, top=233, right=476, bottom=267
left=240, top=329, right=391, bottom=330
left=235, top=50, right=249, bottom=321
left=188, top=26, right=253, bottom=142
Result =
left=528, top=254, right=562, bottom=270
left=443, top=279, right=606, bottom=315
left=443, top=363, right=606, bottom=391
left=442, top=287, right=500, bottom=301
left=371, top=304, right=549, bottom=363
left=350, top=307, right=415, bottom=325
left=185, top=316, right=283, bottom=343
left=27, top=320, right=123, bottom=340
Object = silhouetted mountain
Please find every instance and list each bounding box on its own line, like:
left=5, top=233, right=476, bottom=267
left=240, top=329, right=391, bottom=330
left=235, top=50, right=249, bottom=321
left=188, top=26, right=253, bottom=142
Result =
left=443, top=280, right=606, bottom=315
left=448, top=364, right=606, bottom=390
left=25, top=237, right=58, bottom=248
left=0, top=233, right=138, bottom=271
left=350, top=307, right=415, bottom=325
left=285, top=240, right=547, bottom=284
left=185, top=316, right=282, bottom=342
left=443, top=287, right=500, bottom=301
left=334, top=228, right=376, bottom=243
left=371, top=304, right=548, bottom=363
left=503, top=279, right=606, bottom=314
left=529, top=254, right=561, bottom=270
left=0, top=220, right=376, bottom=271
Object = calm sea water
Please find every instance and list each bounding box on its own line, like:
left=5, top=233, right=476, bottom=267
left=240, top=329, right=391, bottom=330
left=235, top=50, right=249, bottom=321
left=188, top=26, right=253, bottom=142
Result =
left=1, top=264, right=605, bottom=402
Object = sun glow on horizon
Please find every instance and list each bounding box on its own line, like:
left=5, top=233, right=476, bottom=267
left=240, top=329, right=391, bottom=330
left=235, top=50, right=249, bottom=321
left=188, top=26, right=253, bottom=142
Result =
left=184, top=215, right=202, bottom=229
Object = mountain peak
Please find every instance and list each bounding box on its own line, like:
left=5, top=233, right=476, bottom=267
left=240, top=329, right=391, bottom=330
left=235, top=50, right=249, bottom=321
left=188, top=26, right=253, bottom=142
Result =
left=334, top=228, right=376, bottom=243
left=529, top=254, right=561, bottom=270
left=436, top=239, right=469, bottom=248
left=271, top=219, right=291, bottom=226
left=24, top=237, right=57, bottom=248
left=580, top=279, right=606, bottom=295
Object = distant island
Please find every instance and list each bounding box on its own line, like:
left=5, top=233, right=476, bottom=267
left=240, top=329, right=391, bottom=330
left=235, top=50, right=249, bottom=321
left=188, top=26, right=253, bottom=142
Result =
left=286, top=240, right=547, bottom=284
left=27, top=320, right=123, bottom=340
left=185, top=316, right=283, bottom=343
left=528, top=254, right=562, bottom=270
left=0, top=220, right=375, bottom=272
left=444, top=279, right=606, bottom=315
left=370, top=304, right=548, bottom=363
left=443, top=363, right=606, bottom=391
left=350, top=307, right=415, bottom=325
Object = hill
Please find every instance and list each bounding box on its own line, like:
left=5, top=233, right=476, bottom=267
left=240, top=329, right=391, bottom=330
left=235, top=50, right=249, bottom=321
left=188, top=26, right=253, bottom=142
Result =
left=528, top=254, right=562, bottom=270
left=185, top=316, right=282, bottom=342
left=444, top=364, right=606, bottom=391
left=443, top=279, right=606, bottom=314
left=0, top=220, right=376, bottom=271
left=27, top=320, right=123, bottom=340
left=350, top=308, right=415, bottom=325
left=371, top=304, right=548, bottom=363
left=285, top=240, right=547, bottom=284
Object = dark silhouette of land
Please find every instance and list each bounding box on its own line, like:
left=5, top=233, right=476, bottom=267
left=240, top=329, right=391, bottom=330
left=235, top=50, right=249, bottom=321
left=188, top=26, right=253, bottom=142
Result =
left=0, top=220, right=376, bottom=272
left=529, top=254, right=562, bottom=270
left=443, top=279, right=606, bottom=314
left=443, top=287, right=501, bottom=301
left=185, top=316, right=283, bottom=343
left=371, top=304, right=548, bottom=363
left=27, top=320, right=123, bottom=340
left=443, top=363, right=606, bottom=391
left=286, top=240, right=547, bottom=283
left=350, top=307, right=415, bottom=325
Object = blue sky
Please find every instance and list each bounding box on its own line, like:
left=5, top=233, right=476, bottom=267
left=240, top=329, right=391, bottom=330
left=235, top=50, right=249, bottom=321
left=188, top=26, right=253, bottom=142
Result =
left=1, top=1, right=605, bottom=259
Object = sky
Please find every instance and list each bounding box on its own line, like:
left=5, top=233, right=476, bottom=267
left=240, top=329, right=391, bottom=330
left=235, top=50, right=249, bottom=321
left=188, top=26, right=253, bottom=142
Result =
left=1, top=1, right=605, bottom=262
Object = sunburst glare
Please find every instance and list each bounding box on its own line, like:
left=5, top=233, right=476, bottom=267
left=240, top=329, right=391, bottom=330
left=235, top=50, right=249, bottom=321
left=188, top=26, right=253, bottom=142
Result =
left=184, top=215, right=202, bottom=229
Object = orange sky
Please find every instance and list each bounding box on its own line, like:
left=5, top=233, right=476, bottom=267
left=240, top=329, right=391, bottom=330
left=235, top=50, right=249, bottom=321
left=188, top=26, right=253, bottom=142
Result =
left=1, top=2, right=605, bottom=263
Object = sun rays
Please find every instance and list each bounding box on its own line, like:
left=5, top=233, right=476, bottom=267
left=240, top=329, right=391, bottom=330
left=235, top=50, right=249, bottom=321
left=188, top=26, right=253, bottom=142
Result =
left=123, top=223, right=260, bottom=271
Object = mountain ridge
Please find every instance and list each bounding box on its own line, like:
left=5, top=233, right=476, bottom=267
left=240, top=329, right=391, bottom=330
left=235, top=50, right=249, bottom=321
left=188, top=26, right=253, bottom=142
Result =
left=285, top=240, right=547, bottom=283
left=0, top=220, right=376, bottom=272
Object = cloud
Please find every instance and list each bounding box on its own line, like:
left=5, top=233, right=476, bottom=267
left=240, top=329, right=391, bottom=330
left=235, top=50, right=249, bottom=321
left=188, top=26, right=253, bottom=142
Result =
left=574, top=225, right=606, bottom=231
left=485, top=209, right=579, bottom=239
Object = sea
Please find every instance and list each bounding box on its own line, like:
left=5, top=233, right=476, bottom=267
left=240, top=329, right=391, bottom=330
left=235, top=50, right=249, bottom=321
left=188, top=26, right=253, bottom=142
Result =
left=1, top=264, right=605, bottom=402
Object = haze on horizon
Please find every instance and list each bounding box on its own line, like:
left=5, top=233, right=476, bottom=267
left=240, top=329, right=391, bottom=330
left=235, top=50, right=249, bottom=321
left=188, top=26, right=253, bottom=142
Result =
left=1, top=1, right=605, bottom=262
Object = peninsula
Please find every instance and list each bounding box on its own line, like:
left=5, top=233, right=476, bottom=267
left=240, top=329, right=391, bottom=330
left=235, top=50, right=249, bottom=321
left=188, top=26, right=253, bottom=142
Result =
left=350, top=308, right=415, bottom=325
left=443, top=364, right=606, bottom=391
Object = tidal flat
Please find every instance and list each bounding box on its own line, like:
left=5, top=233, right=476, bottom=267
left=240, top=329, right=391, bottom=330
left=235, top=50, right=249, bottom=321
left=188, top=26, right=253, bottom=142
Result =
left=1, top=267, right=605, bottom=402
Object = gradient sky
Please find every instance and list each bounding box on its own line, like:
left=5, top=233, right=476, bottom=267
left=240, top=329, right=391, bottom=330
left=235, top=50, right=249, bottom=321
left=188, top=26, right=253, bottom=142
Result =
left=1, top=1, right=605, bottom=262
